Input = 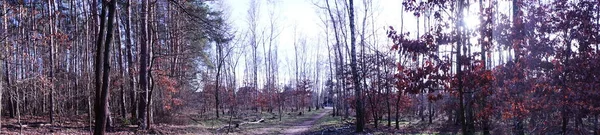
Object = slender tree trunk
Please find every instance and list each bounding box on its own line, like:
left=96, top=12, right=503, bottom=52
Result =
left=116, top=12, right=127, bottom=120
left=48, top=0, right=56, bottom=124
left=16, top=87, right=21, bottom=134
left=395, top=2, right=405, bottom=130
left=137, top=0, right=150, bottom=130
left=395, top=91, right=400, bottom=129
left=512, top=0, right=524, bottom=134
left=325, top=0, right=346, bottom=119
left=146, top=4, right=158, bottom=128
left=594, top=114, right=598, bottom=135
left=5, top=39, right=13, bottom=120
left=147, top=56, right=154, bottom=129
left=327, top=44, right=336, bottom=116
left=347, top=0, right=364, bottom=132
left=456, top=0, right=468, bottom=134
left=480, top=1, right=490, bottom=134
left=71, top=0, right=78, bottom=116
left=82, top=1, right=93, bottom=131
left=315, top=57, right=320, bottom=110
left=1, top=0, right=7, bottom=131
left=124, top=0, right=138, bottom=120
left=215, top=42, right=222, bottom=118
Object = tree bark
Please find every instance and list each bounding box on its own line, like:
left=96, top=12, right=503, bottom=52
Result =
left=93, top=1, right=109, bottom=130
left=146, top=3, right=157, bottom=128
left=480, top=0, right=490, bottom=134
left=137, top=0, right=150, bottom=130
left=215, top=42, right=223, bottom=118
left=325, top=0, right=345, bottom=119
left=116, top=12, right=127, bottom=120
left=347, top=0, right=364, bottom=132
left=124, top=0, right=138, bottom=120
left=1, top=0, right=7, bottom=131
left=47, top=0, right=56, bottom=124
left=456, top=0, right=468, bottom=134
left=94, top=0, right=117, bottom=134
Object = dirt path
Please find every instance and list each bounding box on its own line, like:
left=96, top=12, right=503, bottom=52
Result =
left=280, top=109, right=331, bottom=135
left=247, top=108, right=331, bottom=135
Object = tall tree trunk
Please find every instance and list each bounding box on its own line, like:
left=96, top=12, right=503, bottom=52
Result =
left=125, top=0, right=137, bottom=120
left=347, top=0, right=364, bottom=132
left=93, top=0, right=108, bottom=132
left=512, top=0, right=524, bottom=134
left=395, top=3, right=404, bottom=129
left=94, top=0, right=118, bottom=133
left=146, top=3, right=157, bottom=128
left=325, top=0, right=345, bottom=119
left=137, top=0, right=150, bottom=130
left=327, top=43, right=336, bottom=116
left=47, top=0, right=56, bottom=124
left=116, top=12, right=127, bottom=120
left=456, top=0, right=468, bottom=134
left=147, top=53, right=154, bottom=129
left=480, top=0, right=490, bottom=134
left=1, top=0, right=7, bottom=130
left=215, top=42, right=223, bottom=118
left=5, top=41, right=13, bottom=119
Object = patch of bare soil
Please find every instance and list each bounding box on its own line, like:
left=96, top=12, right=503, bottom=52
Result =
left=242, top=109, right=330, bottom=135
left=280, top=109, right=330, bottom=135
left=233, top=109, right=331, bottom=135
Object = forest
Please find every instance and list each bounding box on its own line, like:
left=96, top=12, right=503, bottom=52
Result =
left=0, top=0, right=599, bottom=134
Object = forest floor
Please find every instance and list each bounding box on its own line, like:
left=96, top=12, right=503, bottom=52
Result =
left=0, top=108, right=333, bottom=134
left=239, top=108, right=331, bottom=135
left=0, top=109, right=461, bottom=134
left=280, top=109, right=329, bottom=134
left=305, top=111, right=462, bottom=135
left=0, top=115, right=135, bottom=134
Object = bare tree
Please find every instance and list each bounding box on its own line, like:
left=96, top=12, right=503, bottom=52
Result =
left=124, top=0, right=138, bottom=120
left=93, top=0, right=118, bottom=133
left=347, top=0, right=364, bottom=132
left=137, top=0, right=150, bottom=130
left=47, top=0, right=56, bottom=124
left=0, top=0, right=6, bottom=131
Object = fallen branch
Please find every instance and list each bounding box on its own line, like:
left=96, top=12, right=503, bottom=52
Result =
left=242, top=118, right=265, bottom=124
left=189, top=116, right=202, bottom=124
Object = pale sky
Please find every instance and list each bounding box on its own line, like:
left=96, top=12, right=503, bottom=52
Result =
left=214, top=0, right=415, bottom=88
left=210, top=0, right=514, bottom=89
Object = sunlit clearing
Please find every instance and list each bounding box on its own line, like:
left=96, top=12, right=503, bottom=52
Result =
left=464, top=13, right=480, bottom=30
